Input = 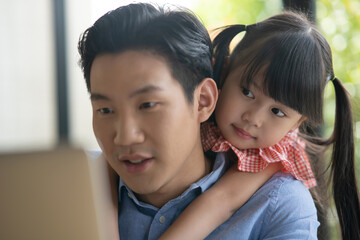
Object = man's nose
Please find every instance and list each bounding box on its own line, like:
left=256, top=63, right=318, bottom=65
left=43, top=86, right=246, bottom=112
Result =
left=113, top=115, right=145, bottom=146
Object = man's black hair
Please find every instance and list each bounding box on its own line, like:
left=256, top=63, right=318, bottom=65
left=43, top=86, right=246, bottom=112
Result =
left=78, top=3, right=213, bottom=103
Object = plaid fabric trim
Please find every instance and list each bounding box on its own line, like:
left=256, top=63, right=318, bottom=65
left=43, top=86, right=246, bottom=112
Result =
left=201, top=122, right=317, bottom=189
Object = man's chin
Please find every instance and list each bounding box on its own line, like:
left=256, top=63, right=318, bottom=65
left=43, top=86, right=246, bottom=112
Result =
left=122, top=177, right=161, bottom=195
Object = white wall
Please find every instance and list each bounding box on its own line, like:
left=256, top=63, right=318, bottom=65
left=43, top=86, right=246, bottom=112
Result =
left=0, top=0, right=195, bottom=152
left=0, top=0, right=56, bottom=152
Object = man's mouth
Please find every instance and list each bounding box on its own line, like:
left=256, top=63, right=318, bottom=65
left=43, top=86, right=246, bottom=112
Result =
left=118, top=154, right=152, bottom=162
left=126, top=158, right=147, bottom=164
left=117, top=154, right=154, bottom=173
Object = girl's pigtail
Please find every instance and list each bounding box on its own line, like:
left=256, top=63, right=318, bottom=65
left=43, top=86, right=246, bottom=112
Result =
left=213, top=25, right=247, bottom=87
left=330, top=77, right=360, bottom=240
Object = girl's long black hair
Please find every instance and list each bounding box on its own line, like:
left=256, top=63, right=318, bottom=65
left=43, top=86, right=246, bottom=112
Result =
left=212, top=11, right=360, bottom=240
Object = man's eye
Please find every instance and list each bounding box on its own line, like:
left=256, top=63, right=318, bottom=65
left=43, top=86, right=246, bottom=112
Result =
left=242, top=88, right=254, bottom=98
left=139, top=102, right=157, bottom=109
left=271, top=108, right=285, bottom=117
left=97, top=108, right=113, bottom=114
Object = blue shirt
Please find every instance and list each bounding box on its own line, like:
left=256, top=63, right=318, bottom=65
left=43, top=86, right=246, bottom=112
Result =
left=118, top=152, right=319, bottom=239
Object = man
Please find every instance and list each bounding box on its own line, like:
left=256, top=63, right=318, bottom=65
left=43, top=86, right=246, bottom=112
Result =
left=78, top=3, right=319, bottom=239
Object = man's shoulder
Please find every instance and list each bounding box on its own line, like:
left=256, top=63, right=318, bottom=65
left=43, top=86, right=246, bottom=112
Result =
left=207, top=172, right=319, bottom=239
left=255, top=171, right=314, bottom=201
left=249, top=171, right=317, bottom=218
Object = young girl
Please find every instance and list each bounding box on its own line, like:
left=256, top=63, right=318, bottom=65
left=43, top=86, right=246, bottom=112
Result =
left=159, top=11, right=360, bottom=240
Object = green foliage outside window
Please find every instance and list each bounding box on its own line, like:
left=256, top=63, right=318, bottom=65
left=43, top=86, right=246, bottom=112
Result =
left=193, top=0, right=360, bottom=239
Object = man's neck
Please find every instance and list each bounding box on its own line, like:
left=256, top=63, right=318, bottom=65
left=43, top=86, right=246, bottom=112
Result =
left=136, top=153, right=213, bottom=208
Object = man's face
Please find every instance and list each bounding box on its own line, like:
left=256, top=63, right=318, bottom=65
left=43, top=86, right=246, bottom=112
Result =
left=90, top=51, right=205, bottom=205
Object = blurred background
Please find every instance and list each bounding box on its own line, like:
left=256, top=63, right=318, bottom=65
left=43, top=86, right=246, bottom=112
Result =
left=0, top=0, right=359, bottom=239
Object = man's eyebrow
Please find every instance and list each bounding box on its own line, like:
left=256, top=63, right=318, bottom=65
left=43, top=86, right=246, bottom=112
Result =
left=90, top=93, right=110, bottom=101
left=129, top=85, right=164, bottom=98
left=90, top=85, right=163, bottom=101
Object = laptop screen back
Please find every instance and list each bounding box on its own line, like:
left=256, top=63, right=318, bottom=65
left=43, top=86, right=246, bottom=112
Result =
left=0, top=148, right=113, bottom=240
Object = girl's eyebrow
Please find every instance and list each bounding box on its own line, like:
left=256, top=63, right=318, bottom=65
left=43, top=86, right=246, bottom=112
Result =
left=250, top=80, right=263, bottom=91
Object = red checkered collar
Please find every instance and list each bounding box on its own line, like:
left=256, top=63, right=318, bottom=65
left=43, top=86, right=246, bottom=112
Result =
left=201, top=122, right=316, bottom=188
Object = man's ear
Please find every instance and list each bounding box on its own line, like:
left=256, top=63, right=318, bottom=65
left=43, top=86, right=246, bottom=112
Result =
left=194, top=78, right=218, bottom=123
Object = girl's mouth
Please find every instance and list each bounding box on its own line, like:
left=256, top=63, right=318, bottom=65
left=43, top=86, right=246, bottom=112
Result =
left=232, top=125, right=255, bottom=140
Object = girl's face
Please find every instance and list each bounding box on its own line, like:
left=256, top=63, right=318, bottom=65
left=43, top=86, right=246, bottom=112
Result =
left=215, top=66, right=304, bottom=150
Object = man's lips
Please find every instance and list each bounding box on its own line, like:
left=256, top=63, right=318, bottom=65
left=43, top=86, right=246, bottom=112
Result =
left=117, top=154, right=154, bottom=173
left=118, top=154, right=153, bottom=163
left=232, top=125, right=255, bottom=140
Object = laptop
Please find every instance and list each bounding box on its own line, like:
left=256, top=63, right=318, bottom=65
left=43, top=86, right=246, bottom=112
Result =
left=0, top=148, right=119, bottom=240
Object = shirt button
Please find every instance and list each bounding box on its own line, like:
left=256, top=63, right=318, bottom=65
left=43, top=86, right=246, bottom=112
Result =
left=159, top=216, right=166, bottom=223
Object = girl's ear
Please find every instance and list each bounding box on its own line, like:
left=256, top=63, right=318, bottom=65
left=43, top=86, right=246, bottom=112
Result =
left=291, top=116, right=307, bottom=131
left=195, top=78, right=218, bottom=123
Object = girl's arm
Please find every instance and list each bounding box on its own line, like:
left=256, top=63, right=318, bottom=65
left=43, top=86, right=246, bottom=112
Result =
left=159, top=162, right=283, bottom=240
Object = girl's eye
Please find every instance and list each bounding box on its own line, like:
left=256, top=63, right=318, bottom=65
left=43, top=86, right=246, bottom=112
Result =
left=97, top=108, right=114, bottom=114
left=139, top=102, right=157, bottom=109
left=271, top=108, right=285, bottom=117
left=242, top=88, right=254, bottom=99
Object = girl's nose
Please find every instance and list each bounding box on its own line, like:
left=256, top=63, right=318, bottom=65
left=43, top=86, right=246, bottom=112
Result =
left=241, top=107, right=264, bottom=128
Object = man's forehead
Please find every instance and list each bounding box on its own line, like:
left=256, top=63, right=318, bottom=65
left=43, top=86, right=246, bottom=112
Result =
left=88, top=50, right=190, bottom=104
left=91, top=51, right=172, bottom=83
